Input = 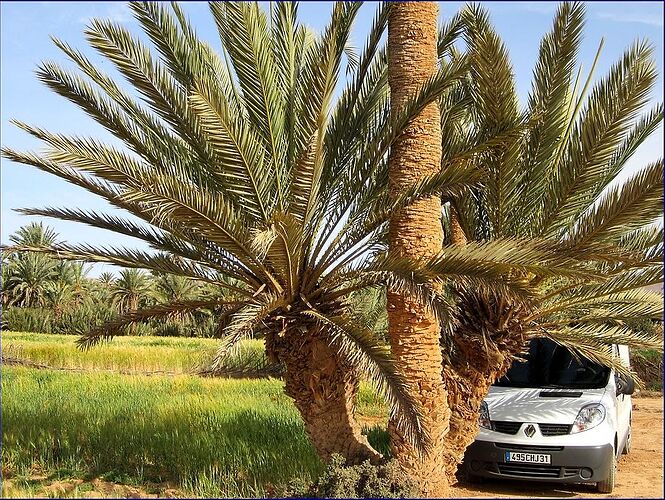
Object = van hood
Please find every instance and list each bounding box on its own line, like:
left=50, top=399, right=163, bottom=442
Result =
left=485, top=386, right=607, bottom=424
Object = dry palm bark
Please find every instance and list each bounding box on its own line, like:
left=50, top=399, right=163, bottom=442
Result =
left=266, top=329, right=381, bottom=465
left=387, top=2, right=450, bottom=495
left=448, top=204, right=467, bottom=247
left=440, top=298, right=525, bottom=477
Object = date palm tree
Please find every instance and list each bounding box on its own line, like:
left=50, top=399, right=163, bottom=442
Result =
left=438, top=3, right=663, bottom=477
left=1, top=1, right=450, bottom=463
left=153, top=273, right=199, bottom=323
left=2, top=223, right=59, bottom=307
left=98, top=272, right=115, bottom=287
left=9, top=221, right=58, bottom=247
left=154, top=273, right=197, bottom=302
left=111, top=268, right=153, bottom=315
left=1, top=1, right=617, bottom=467
left=3, top=253, right=57, bottom=308
left=386, top=2, right=449, bottom=494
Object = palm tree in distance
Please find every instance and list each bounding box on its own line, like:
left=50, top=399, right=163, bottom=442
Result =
left=111, top=268, right=153, bottom=315
left=154, top=273, right=198, bottom=303
left=2, top=223, right=59, bottom=307
left=9, top=221, right=58, bottom=247
left=3, top=253, right=57, bottom=308
left=153, top=273, right=199, bottom=322
left=98, top=272, right=115, bottom=287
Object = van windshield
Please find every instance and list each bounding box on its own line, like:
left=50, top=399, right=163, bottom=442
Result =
left=495, top=338, right=611, bottom=389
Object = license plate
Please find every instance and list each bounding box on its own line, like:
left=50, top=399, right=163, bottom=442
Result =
left=505, top=451, right=551, bottom=464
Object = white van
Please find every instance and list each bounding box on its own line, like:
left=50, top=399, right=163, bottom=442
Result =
left=463, top=338, right=634, bottom=493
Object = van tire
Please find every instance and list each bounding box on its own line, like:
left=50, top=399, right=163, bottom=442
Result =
left=461, top=467, right=484, bottom=484
left=622, top=427, right=632, bottom=455
left=466, top=473, right=484, bottom=485
left=596, top=454, right=616, bottom=493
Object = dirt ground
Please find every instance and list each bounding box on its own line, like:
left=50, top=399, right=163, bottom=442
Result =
left=452, top=395, right=664, bottom=499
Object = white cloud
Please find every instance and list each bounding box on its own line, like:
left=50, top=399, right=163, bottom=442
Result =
left=504, top=1, right=663, bottom=27
left=518, top=3, right=557, bottom=14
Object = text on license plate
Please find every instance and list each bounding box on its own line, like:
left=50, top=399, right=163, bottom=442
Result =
left=505, top=451, right=551, bottom=464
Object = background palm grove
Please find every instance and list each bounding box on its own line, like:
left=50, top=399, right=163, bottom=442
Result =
left=1, top=1, right=663, bottom=498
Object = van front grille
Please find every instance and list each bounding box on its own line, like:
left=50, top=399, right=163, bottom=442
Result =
left=491, top=421, right=572, bottom=436
left=495, top=443, right=564, bottom=452
left=539, top=423, right=572, bottom=436
left=497, top=463, right=561, bottom=478
left=491, top=421, right=521, bottom=434
left=563, top=467, right=581, bottom=478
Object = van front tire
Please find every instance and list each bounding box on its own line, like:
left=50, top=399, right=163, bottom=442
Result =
left=596, top=454, right=616, bottom=493
left=461, top=466, right=485, bottom=485
left=622, top=427, right=632, bottom=455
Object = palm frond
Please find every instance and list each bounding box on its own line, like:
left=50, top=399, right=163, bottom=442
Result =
left=516, top=2, right=585, bottom=230
left=210, top=294, right=286, bottom=372
left=593, top=102, right=664, bottom=198
left=538, top=266, right=663, bottom=311
left=188, top=82, right=272, bottom=221
left=210, top=1, right=286, bottom=183
left=564, top=160, right=663, bottom=249
left=545, top=289, right=663, bottom=324
left=460, top=4, right=524, bottom=236
left=541, top=40, right=657, bottom=237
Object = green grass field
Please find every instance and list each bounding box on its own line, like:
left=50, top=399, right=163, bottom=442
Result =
left=6, top=330, right=657, bottom=498
left=1, top=331, right=388, bottom=498
left=2, top=331, right=223, bottom=373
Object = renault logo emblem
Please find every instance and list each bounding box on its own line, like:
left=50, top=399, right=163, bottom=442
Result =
left=524, top=424, right=536, bottom=438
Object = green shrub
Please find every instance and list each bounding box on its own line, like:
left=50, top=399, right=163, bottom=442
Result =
left=153, top=319, right=191, bottom=337
left=285, top=454, right=416, bottom=498
left=363, top=425, right=391, bottom=458
left=2, top=307, right=52, bottom=333
left=51, top=304, right=114, bottom=335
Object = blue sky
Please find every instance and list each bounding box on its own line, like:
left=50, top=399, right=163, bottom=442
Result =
left=1, top=1, right=663, bottom=276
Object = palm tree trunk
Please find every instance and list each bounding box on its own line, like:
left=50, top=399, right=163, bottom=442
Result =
left=266, top=330, right=381, bottom=465
left=441, top=313, right=525, bottom=477
left=441, top=353, right=508, bottom=478
left=449, top=203, right=467, bottom=246
left=387, top=2, right=449, bottom=495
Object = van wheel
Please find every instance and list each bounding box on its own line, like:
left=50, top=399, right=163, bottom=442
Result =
left=622, top=427, right=632, bottom=455
left=596, top=454, right=616, bottom=493
left=461, top=466, right=484, bottom=484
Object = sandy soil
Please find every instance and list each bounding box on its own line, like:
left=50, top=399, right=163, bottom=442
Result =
left=451, top=396, right=664, bottom=499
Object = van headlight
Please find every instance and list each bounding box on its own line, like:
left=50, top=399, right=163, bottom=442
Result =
left=479, top=401, right=491, bottom=429
left=571, top=403, right=605, bottom=433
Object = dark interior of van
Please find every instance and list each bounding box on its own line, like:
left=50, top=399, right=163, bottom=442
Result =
left=495, top=338, right=611, bottom=389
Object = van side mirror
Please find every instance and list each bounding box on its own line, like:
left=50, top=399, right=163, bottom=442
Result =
left=616, top=375, right=635, bottom=396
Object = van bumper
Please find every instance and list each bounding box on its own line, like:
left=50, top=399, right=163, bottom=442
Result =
left=463, top=440, right=614, bottom=483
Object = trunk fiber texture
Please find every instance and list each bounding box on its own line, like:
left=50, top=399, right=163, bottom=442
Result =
left=441, top=293, right=530, bottom=478
left=266, top=329, right=382, bottom=465
left=387, top=2, right=450, bottom=496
